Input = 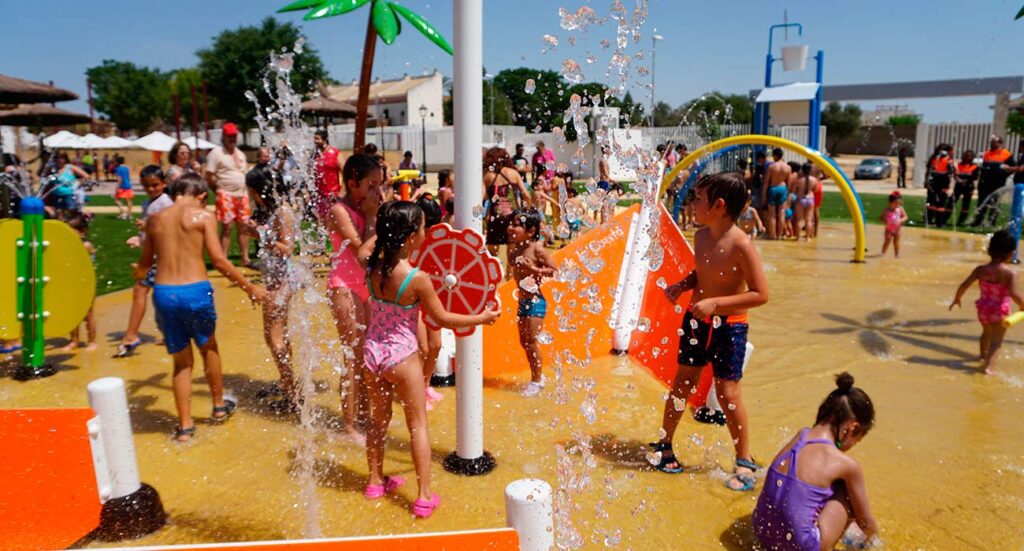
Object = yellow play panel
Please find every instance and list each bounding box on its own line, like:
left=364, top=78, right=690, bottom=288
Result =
left=1, top=221, right=1022, bottom=550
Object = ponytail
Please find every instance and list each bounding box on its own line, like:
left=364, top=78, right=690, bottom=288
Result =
left=814, top=372, right=875, bottom=436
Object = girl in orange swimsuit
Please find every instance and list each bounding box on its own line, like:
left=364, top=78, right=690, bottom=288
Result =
left=950, top=230, right=1024, bottom=374
left=325, top=154, right=383, bottom=443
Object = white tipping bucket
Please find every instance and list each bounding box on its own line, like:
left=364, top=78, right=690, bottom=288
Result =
left=781, top=45, right=809, bottom=71
left=505, top=479, right=554, bottom=551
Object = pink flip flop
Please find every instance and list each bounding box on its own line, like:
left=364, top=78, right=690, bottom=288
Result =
left=364, top=476, right=405, bottom=499
left=412, top=493, right=441, bottom=519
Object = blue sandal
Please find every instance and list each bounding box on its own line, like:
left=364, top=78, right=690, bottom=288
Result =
left=0, top=344, right=22, bottom=354
left=724, top=457, right=762, bottom=492
left=648, top=441, right=684, bottom=474
left=114, top=339, right=142, bottom=358
left=211, top=398, right=237, bottom=423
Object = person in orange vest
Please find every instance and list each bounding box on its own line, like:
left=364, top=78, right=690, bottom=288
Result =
left=926, top=144, right=954, bottom=226
left=952, top=150, right=980, bottom=226
left=971, top=136, right=1015, bottom=227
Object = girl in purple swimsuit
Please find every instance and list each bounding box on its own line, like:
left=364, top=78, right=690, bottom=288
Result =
left=359, top=201, right=499, bottom=519
left=753, top=372, right=881, bottom=550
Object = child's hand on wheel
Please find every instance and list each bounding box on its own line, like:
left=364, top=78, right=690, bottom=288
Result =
left=480, top=307, right=501, bottom=325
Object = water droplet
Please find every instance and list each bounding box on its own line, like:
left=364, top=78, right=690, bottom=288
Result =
left=536, top=330, right=554, bottom=345
left=524, top=78, right=536, bottom=95
left=542, top=34, right=559, bottom=49
left=645, top=450, right=662, bottom=466
left=636, top=317, right=651, bottom=332
left=688, top=338, right=698, bottom=346
left=674, top=305, right=683, bottom=314
left=727, top=403, right=737, bottom=411
left=672, top=396, right=685, bottom=411
left=712, top=316, right=722, bottom=329
left=658, top=427, right=667, bottom=439
left=656, top=277, right=667, bottom=289
left=689, top=319, right=698, bottom=329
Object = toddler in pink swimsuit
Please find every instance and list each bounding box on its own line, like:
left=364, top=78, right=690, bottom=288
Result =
left=878, top=192, right=908, bottom=258
left=360, top=201, right=499, bottom=519
left=950, top=229, right=1024, bottom=373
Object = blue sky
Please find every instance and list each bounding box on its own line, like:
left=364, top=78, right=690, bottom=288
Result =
left=4, top=0, right=1022, bottom=124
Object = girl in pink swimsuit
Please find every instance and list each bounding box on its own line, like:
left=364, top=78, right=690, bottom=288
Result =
left=950, top=229, right=1024, bottom=373
left=325, top=154, right=382, bottom=443
left=878, top=192, right=908, bottom=258
left=360, top=201, right=499, bottom=519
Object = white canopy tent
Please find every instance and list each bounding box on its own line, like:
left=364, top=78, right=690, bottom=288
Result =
left=42, top=130, right=85, bottom=149
left=78, top=133, right=107, bottom=149
left=184, top=135, right=216, bottom=150
left=132, top=131, right=178, bottom=152
left=100, top=135, right=136, bottom=149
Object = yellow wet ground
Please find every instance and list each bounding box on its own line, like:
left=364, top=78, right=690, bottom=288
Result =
left=2, top=221, right=1022, bottom=549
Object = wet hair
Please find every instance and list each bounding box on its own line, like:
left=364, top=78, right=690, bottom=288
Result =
left=755, top=150, right=767, bottom=161
left=363, top=143, right=378, bottom=155
left=511, top=208, right=544, bottom=241
left=695, top=172, right=747, bottom=221
left=656, top=144, right=666, bottom=153
left=483, top=147, right=513, bottom=172
left=988, top=229, right=1016, bottom=260
left=342, top=154, right=380, bottom=190
left=403, top=150, right=413, bottom=157
left=167, top=142, right=191, bottom=166
left=314, top=129, right=329, bottom=141
left=962, top=150, right=975, bottom=160
left=801, top=162, right=813, bottom=175
left=772, top=147, right=784, bottom=159
left=515, top=143, right=524, bottom=151
left=65, top=213, right=89, bottom=233
left=140, top=164, right=164, bottom=182
left=368, top=201, right=424, bottom=293
left=168, top=173, right=209, bottom=198
left=437, top=169, right=453, bottom=188
left=247, top=167, right=288, bottom=221
left=736, top=159, right=748, bottom=170
left=566, top=185, right=579, bottom=198
left=675, top=143, right=687, bottom=152
left=416, top=195, right=443, bottom=228
left=815, top=372, right=874, bottom=437
left=787, top=161, right=801, bottom=173
left=888, top=192, right=901, bottom=203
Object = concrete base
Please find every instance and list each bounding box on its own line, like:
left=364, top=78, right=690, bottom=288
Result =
left=13, top=364, right=56, bottom=381
left=443, top=451, right=496, bottom=476
left=90, top=483, right=166, bottom=541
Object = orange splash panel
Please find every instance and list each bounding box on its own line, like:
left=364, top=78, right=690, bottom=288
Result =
left=134, top=528, right=519, bottom=550
left=0, top=408, right=101, bottom=551
left=482, top=205, right=639, bottom=378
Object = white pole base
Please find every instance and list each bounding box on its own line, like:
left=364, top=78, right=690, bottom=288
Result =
left=505, top=479, right=554, bottom=551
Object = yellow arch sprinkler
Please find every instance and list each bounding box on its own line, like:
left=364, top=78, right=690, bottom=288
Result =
left=660, top=134, right=867, bottom=263
left=0, top=197, right=95, bottom=379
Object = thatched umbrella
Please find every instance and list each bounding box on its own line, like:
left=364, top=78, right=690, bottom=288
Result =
left=0, top=74, right=78, bottom=104
left=0, top=103, right=91, bottom=127
left=300, top=97, right=357, bottom=128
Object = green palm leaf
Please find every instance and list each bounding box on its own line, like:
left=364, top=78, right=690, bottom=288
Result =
left=1017, top=5, right=1024, bottom=19
left=372, top=0, right=401, bottom=45
left=389, top=2, right=453, bottom=55
left=303, top=0, right=371, bottom=20
left=276, top=0, right=328, bottom=13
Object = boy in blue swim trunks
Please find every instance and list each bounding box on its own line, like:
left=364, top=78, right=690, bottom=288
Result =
left=507, top=208, right=557, bottom=397
left=763, top=148, right=792, bottom=240
left=135, top=174, right=264, bottom=442
left=652, top=172, right=770, bottom=492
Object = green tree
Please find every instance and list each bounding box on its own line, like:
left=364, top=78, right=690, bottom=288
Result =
left=168, top=68, right=212, bottom=129
left=493, top=68, right=566, bottom=131
left=197, top=17, right=327, bottom=129
left=887, top=114, right=921, bottom=127
left=604, top=91, right=645, bottom=126
left=680, top=92, right=753, bottom=126
left=650, top=101, right=679, bottom=127
left=86, top=60, right=171, bottom=133
left=1008, top=111, right=1024, bottom=137
left=482, top=79, right=513, bottom=126
left=821, top=101, right=863, bottom=156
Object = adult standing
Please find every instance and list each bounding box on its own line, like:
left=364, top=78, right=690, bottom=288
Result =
left=312, top=129, right=342, bottom=221
left=512, top=143, right=531, bottom=183
left=206, top=122, right=252, bottom=266
left=531, top=141, right=555, bottom=184
left=925, top=145, right=954, bottom=227
left=896, top=146, right=908, bottom=189
left=166, top=141, right=202, bottom=185
left=952, top=150, right=979, bottom=226
left=398, top=150, right=417, bottom=170
left=483, top=146, right=531, bottom=259
left=972, top=136, right=1015, bottom=227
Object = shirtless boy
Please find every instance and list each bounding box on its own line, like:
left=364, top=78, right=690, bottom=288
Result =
left=136, top=174, right=264, bottom=442
left=649, top=172, right=770, bottom=492
left=762, top=148, right=792, bottom=240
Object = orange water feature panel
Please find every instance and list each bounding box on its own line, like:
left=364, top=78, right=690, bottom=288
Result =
left=482, top=205, right=639, bottom=378
left=0, top=408, right=102, bottom=551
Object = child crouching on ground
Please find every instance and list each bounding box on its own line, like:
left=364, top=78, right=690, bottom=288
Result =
left=507, top=208, right=557, bottom=397
left=135, top=174, right=264, bottom=442
left=753, top=373, right=881, bottom=550
left=652, top=172, right=769, bottom=491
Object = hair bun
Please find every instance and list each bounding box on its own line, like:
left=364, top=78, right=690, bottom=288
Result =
left=835, top=372, right=855, bottom=393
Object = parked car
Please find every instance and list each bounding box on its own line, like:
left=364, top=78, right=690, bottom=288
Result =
left=854, top=158, right=893, bottom=180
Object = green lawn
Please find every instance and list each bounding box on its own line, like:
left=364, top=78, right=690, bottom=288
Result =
left=89, top=214, right=255, bottom=296
left=86, top=193, right=214, bottom=207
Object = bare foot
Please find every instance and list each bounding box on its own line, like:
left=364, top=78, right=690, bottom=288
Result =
left=84, top=343, right=98, bottom=352
left=60, top=342, right=78, bottom=352
left=344, top=426, right=367, bottom=447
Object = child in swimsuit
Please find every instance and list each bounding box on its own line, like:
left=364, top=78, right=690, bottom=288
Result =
left=507, top=208, right=558, bottom=397
left=134, top=174, right=263, bottom=442
left=950, top=230, right=1024, bottom=374
left=247, top=166, right=299, bottom=413
left=63, top=214, right=97, bottom=352
left=878, top=192, right=908, bottom=258
left=326, top=154, right=382, bottom=443
left=414, top=195, right=445, bottom=410
left=655, top=172, right=770, bottom=491
left=753, top=373, right=881, bottom=551
left=359, top=201, right=499, bottom=519
left=736, top=193, right=765, bottom=241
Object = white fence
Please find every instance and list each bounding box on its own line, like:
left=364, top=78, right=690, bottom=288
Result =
left=913, top=122, right=1022, bottom=187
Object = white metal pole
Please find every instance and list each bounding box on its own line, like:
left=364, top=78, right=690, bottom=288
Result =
left=449, top=0, right=492, bottom=474
left=504, top=479, right=554, bottom=551
left=86, top=377, right=141, bottom=500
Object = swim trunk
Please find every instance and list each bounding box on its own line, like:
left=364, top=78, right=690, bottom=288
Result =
left=677, top=310, right=749, bottom=381
left=139, top=265, right=157, bottom=288
left=153, top=281, right=217, bottom=354
left=767, top=185, right=788, bottom=207
left=518, top=293, right=547, bottom=319
left=215, top=191, right=251, bottom=224
left=115, top=188, right=134, bottom=200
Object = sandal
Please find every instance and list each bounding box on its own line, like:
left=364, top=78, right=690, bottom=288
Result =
left=647, top=441, right=684, bottom=474
left=266, top=398, right=300, bottom=415
left=172, top=426, right=196, bottom=442
left=0, top=343, right=23, bottom=354
left=210, top=398, right=237, bottom=423
left=256, top=382, right=285, bottom=400
left=412, top=493, right=441, bottom=519
left=693, top=406, right=727, bottom=426
left=364, top=476, right=406, bottom=499
left=724, top=457, right=762, bottom=492
left=114, top=339, right=142, bottom=358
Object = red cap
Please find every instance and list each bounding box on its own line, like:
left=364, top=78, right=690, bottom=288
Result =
left=222, top=122, right=239, bottom=136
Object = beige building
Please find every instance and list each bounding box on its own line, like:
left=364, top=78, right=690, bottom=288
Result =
left=323, top=71, right=444, bottom=128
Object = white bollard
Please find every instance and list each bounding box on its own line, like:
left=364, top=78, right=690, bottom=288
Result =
left=431, top=328, right=456, bottom=385
left=87, top=377, right=141, bottom=501
left=505, top=479, right=554, bottom=551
